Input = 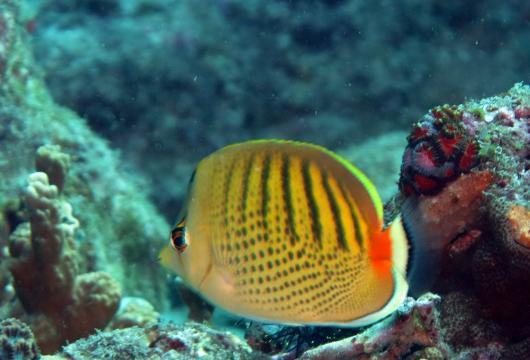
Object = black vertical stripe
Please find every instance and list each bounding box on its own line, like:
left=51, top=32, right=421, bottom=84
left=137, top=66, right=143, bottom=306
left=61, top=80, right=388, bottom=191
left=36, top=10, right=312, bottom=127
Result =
left=322, top=174, right=348, bottom=251
left=261, top=153, right=272, bottom=221
left=223, top=160, right=236, bottom=223
left=241, top=153, right=255, bottom=214
left=281, top=154, right=298, bottom=245
left=301, top=160, right=323, bottom=247
left=338, top=182, right=364, bottom=251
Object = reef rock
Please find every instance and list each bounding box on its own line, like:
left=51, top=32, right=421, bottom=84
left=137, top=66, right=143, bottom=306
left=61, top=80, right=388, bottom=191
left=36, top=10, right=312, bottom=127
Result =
left=50, top=322, right=258, bottom=360
left=397, top=83, right=530, bottom=356
left=298, top=294, right=449, bottom=359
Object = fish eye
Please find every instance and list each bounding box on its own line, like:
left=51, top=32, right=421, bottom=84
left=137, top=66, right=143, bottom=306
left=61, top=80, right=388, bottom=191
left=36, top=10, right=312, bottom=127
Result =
left=170, top=222, right=187, bottom=253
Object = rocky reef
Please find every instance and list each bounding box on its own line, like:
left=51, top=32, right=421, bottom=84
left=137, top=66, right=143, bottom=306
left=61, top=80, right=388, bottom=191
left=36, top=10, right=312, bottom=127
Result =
left=0, top=0, right=168, bottom=354
left=398, top=84, right=530, bottom=329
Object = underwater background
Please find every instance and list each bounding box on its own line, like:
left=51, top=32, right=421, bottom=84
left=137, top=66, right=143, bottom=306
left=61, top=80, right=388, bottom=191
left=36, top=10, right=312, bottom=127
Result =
left=0, top=0, right=529, bottom=359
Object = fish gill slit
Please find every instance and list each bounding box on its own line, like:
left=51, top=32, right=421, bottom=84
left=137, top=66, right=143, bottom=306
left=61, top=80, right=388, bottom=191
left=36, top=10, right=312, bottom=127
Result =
left=301, top=160, right=323, bottom=248
left=322, top=173, right=348, bottom=251
left=261, top=153, right=272, bottom=226
left=281, top=154, right=298, bottom=245
left=338, top=182, right=365, bottom=251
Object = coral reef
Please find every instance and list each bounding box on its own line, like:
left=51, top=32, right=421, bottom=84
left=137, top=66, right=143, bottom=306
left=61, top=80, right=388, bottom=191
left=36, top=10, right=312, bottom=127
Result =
left=401, top=84, right=529, bottom=204
left=34, top=144, right=70, bottom=192
left=296, top=294, right=449, bottom=359
left=0, top=0, right=171, bottom=352
left=7, top=162, right=121, bottom=353
left=176, top=283, right=215, bottom=323
left=0, top=0, right=529, bottom=357
left=0, top=0, right=169, bottom=317
left=439, top=292, right=506, bottom=353
left=403, top=170, right=494, bottom=272
left=0, top=318, right=40, bottom=360
left=49, top=322, right=258, bottom=360
left=396, top=83, right=530, bottom=357
left=245, top=323, right=357, bottom=357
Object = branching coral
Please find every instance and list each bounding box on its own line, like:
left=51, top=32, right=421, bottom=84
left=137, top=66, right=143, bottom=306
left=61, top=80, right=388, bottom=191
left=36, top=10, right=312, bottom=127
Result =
left=35, top=144, right=70, bottom=193
left=6, top=146, right=121, bottom=354
left=10, top=172, right=80, bottom=313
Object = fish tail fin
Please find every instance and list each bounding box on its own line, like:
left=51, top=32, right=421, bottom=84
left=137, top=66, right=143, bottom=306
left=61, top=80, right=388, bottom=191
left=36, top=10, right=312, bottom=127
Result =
left=360, top=219, right=409, bottom=326
left=388, top=215, right=410, bottom=281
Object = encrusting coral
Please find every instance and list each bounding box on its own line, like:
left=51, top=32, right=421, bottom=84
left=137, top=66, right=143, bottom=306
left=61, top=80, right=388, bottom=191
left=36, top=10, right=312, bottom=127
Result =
left=6, top=146, right=121, bottom=354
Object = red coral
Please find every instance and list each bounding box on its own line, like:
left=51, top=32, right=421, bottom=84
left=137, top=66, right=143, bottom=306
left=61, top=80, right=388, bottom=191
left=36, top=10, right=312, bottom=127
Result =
left=399, top=107, right=480, bottom=196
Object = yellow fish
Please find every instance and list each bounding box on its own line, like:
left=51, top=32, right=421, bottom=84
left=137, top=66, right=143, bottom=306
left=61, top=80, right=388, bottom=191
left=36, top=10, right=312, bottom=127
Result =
left=160, top=140, right=409, bottom=327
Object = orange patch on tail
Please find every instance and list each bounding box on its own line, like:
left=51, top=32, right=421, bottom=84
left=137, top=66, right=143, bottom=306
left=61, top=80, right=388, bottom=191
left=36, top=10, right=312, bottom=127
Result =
left=369, top=226, right=393, bottom=276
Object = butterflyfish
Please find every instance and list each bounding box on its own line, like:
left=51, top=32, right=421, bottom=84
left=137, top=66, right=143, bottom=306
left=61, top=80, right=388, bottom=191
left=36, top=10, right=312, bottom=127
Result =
left=160, top=140, right=413, bottom=327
